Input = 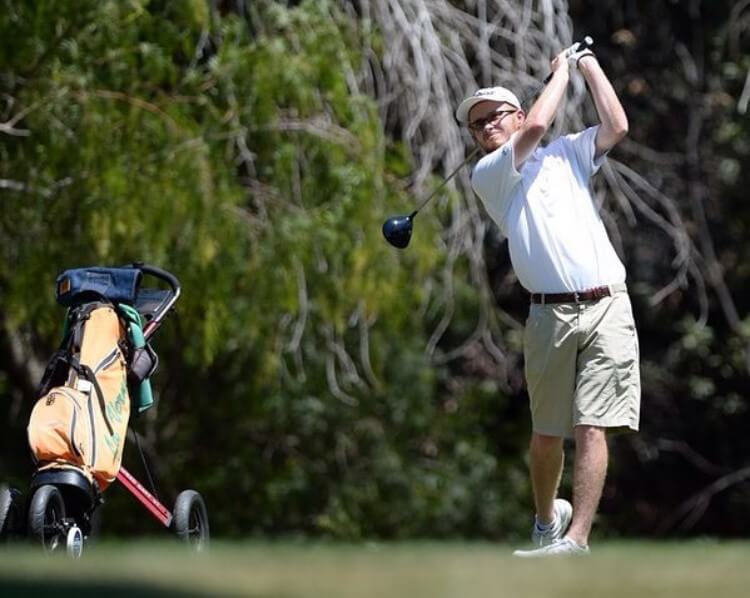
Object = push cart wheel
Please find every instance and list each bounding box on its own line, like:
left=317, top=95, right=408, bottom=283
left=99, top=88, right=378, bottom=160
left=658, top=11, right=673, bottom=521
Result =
left=28, top=485, right=66, bottom=552
left=1, top=485, right=24, bottom=541
left=1, top=485, right=13, bottom=536
left=66, top=525, right=84, bottom=559
left=172, top=490, right=209, bottom=551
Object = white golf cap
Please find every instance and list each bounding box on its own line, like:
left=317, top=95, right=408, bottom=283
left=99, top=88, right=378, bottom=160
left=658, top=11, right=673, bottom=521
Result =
left=455, top=86, right=522, bottom=123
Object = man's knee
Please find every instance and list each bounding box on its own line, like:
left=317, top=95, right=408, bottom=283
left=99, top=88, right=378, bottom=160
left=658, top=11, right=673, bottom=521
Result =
left=574, top=425, right=607, bottom=449
left=530, top=432, right=564, bottom=456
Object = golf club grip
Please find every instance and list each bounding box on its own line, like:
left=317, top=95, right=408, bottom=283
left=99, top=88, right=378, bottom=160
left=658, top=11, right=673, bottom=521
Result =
left=542, top=36, right=594, bottom=84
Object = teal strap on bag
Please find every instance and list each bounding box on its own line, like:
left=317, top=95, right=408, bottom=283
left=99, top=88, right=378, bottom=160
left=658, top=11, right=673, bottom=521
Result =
left=116, top=304, right=154, bottom=414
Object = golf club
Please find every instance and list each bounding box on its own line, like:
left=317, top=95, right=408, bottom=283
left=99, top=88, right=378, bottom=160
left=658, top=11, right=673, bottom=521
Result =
left=382, top=36, right=594, bottom=250
left=518, top=36, right=595, bottom=106
left=382, top=147, right=480, bottom=249
left=540, top=35, right=594, bottom=86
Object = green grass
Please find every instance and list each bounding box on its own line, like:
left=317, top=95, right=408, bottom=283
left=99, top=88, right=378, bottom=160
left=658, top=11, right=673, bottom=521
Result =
left=2, top=540, right=750, bottom=597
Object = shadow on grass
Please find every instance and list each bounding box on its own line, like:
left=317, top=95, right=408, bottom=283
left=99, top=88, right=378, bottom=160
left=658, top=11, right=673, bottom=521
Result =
left=0, top=578, right=231, bottom=598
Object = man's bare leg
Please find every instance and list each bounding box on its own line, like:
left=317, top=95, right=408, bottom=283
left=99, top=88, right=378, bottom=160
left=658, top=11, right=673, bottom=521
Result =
left=529, top=432, right=564, bottom=523
left=565, top=425, right=608, bottom=546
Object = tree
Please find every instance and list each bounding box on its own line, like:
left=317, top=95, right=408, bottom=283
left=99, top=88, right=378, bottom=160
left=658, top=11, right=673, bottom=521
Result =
left=2, top=0, right=749, bottom=539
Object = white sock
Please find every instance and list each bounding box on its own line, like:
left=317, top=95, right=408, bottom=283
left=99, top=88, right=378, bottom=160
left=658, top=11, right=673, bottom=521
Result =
left=534, top=515, right=556, bottom=532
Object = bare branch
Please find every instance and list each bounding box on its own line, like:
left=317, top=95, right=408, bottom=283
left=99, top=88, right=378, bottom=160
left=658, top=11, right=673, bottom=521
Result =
left=659, top=465, right=750, bottom=533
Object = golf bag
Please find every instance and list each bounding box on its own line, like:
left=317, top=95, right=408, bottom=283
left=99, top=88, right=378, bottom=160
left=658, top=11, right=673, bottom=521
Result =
left=27, top=267, right=157, bottom=492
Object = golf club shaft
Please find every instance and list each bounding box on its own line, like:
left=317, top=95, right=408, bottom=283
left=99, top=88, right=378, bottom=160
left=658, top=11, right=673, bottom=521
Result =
left=411, top=147, right=481, bottom=217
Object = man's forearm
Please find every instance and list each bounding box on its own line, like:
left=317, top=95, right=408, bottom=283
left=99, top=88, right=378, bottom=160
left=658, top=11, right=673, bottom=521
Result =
left=579, top=56, right=628, bottom=154
left=526, top=67, right=570, bottom=131
left=514, top=66, right=569, bottom=165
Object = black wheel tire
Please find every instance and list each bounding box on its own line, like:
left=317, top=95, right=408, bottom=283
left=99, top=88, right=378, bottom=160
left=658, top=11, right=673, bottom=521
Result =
left=1, top=486, right=24, bottom=541
left=86, top=504, right=103, bottom=544
left=28, top=485, right=66, bottom=552
left=172, top=490, right=209, bottom=551
left=1, top=485, right=12, bottom=536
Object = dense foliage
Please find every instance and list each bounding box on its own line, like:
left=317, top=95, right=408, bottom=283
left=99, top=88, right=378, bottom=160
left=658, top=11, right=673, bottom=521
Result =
left=1, top=0, right=749, bottom=539
left=0, top=0, right=528, bottom=539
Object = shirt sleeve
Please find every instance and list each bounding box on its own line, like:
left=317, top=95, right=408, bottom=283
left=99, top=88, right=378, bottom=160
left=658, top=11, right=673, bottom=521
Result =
left=563, top=125, right=606, bottom=177
left=470, top=140, right=522, bottom=233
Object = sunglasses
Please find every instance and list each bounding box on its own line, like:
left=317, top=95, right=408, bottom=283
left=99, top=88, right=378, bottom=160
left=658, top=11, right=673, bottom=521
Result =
left=468, top=108, right=518, bottom=133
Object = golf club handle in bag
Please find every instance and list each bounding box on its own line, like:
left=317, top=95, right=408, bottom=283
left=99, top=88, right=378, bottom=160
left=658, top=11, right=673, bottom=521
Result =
left=542, top=36, right=594, bottom=84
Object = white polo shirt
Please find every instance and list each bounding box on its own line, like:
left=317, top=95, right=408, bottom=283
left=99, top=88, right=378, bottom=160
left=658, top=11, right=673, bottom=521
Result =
left=471, top=125, right=626, bottom=293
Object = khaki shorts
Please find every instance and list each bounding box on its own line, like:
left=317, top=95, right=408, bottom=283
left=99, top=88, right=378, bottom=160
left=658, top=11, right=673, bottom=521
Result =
left=523, top=286, right=641, bottom=439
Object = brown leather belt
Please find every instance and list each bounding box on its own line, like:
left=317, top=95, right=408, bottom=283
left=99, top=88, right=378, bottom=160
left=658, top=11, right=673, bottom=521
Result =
left=530, top=285, right=612, bottom=305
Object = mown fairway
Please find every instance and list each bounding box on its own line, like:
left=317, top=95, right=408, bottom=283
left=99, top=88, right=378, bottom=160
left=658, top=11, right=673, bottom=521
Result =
left=1, top=540, right=749, bottom=597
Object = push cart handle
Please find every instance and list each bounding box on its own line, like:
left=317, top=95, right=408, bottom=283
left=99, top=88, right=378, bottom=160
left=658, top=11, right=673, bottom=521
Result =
left=129, top=263, right=181, bottom=339
left=137, top=264, right=181, bottom=296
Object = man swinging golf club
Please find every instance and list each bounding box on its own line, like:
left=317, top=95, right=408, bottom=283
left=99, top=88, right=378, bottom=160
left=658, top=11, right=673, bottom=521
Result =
left=455, top=42, right=641, bottom=556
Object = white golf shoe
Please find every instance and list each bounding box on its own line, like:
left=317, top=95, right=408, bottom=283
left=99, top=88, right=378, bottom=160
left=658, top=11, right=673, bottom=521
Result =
left=513, top=537, right=590, bottom=558
left=530, top=498, right=573, bottom=547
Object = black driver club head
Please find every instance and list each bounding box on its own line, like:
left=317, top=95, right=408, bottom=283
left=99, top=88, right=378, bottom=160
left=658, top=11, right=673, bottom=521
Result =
left=382, top=214, right=414, bottom=249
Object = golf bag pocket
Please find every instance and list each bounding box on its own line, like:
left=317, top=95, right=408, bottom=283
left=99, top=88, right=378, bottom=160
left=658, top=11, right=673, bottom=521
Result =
left=28, top=386, right=91, bottom=475
left=74, top=306, right=131, bottom=490
left=129, top=343, right=158, bottom=385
